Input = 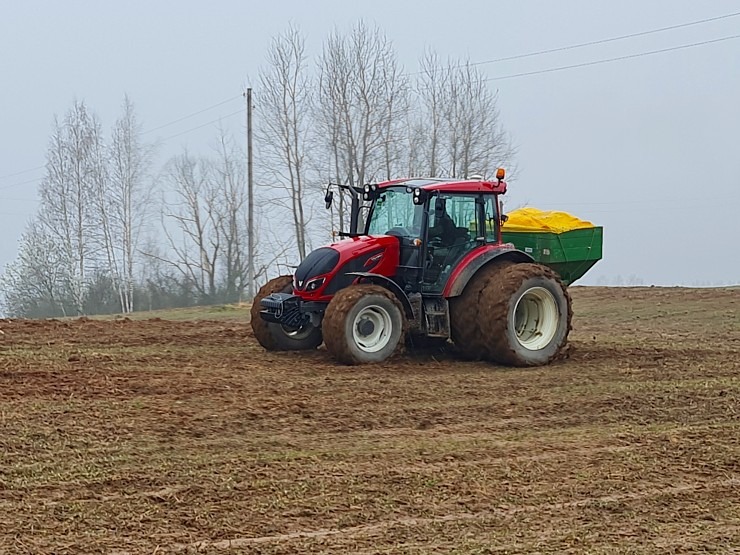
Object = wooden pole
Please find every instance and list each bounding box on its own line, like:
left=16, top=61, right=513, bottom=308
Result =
left=246, top=88, right=255, bottom=299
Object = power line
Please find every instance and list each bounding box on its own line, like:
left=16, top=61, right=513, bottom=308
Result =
left=0, top=196, right=37, bottom=202
left=155, top=108, right=244, bottom=142
left=406, top=10, right=740, bottom=77
left=0, top=176, right=43, bottom=192
left=470, top=10, right=740, bottom=68
left=142, top=95, right=242, bottom=135
left=0, top=107, right=243, bottom=189
left=0, top=165, right=45, bottom=182
left=1, top=96, right=243, bottom=182
left=485, top=34, right=740, bottom=82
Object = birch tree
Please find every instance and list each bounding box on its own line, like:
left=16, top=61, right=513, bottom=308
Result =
left=37, top=101, right=102, bottom=314
left=106, top=95, right=151, bottom=312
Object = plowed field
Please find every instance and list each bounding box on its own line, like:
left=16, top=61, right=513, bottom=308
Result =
left=1, top=287, right=738, bottom=554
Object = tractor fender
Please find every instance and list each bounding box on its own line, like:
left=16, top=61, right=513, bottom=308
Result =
left=346, top=272, right=414, bottom=318
left=443, top=246, right=534, bottom=298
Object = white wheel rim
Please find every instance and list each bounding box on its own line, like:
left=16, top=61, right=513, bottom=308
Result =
left=281, top=325, right=313, bottom=340
left=513, top=287, right=559, bottom=350
left=352, top=304, right=393, bottom=353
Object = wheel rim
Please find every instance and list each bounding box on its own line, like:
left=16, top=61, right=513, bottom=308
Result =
left=352, top=304, right=393, bottom=353
left=281, top=324, right=314, bottom=340
left=513, top=287, right=559, bottom=350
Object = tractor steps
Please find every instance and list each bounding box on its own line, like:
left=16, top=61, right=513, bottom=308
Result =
left=422, top=297, right=450, bottom=338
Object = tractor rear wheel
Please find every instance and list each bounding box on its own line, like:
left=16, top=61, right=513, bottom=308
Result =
left=449, top=261, right=513, bottom=360
left=250, top=275, right=323, bottom=351
left=323, top=284, right=405, bottom=365
left=479, top=263, right=571, bottom=366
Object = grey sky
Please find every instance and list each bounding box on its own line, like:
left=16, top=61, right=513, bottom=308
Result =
left=1, top=0, right=739, bottom=286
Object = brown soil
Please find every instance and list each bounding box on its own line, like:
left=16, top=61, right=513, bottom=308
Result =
left=0, top=286, right=738, bottom=553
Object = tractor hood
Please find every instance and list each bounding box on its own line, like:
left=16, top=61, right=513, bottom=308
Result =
left=294, top=247, right=340, bottom=287
left=293, top=235, right=400, bottom=300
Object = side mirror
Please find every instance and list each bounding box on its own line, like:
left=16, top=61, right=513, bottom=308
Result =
left=324, top=188, right=334, bottom=210
left=434, top=197, right=446, bottom=218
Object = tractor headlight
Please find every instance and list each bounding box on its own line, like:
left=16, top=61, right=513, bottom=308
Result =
left=305, top=277, right=326, bottom=292
left=363, top=184, right=371, bottom=193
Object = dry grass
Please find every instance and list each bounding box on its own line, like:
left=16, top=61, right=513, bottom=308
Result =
left=0, top=287, right=738, bottom=553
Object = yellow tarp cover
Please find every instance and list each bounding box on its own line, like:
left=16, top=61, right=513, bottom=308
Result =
left=504, top=207, right=595, bottom=233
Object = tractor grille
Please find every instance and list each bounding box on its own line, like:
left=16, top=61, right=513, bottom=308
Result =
left=260, top=293, right=307, bottom=329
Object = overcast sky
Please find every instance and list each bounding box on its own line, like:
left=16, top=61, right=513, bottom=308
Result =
left=1, top=0, right=739, bottom=286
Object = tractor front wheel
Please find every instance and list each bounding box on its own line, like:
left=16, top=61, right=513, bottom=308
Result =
left=323, top=285, right=405, bottom=365
left=250, top=275, right=323, bottom=351
left=479, top=263, right=572, bottom=366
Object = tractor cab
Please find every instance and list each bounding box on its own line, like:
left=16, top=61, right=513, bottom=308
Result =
left=360, top=177, right=506, bottom=294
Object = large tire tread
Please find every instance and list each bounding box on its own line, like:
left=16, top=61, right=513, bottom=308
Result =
left=479, top=263, right=572, bottom=366
left=449, top=261, right=514, bottom=360
left=323, top=284, right=405, bottom=365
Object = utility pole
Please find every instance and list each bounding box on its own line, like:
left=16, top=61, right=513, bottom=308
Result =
left=246, top=88, right=255, bottom=299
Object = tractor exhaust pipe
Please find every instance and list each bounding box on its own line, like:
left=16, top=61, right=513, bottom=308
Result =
left=349, top=192, right=361, bottom=235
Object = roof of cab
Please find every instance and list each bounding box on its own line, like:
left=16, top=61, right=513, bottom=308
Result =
left=376, top=177, right=507, bottom=195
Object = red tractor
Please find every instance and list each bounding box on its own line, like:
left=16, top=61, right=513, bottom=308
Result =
left=251, top=171, right=574, bottom=366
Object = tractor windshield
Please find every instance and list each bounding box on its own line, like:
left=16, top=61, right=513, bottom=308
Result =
left=366, top=187, right=423, bottom=237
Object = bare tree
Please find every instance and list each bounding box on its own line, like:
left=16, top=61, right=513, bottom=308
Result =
left=37, top=101, right=102, bottom=314
left=315, top=39, right=351, bottom=233
left=416, top=54, right=514, bottom=178
left=256, top=25, right=313, bottom=260
left=417, top=50, right=450, bottom=177
left=157, top=152, right=222, bottom=302
left=317, top=21, right=408, bottom=232
left=106, top=95, right=152, bottom=312
left=0, top=221, right=68, bottom=317
left=153, top=135, right=254, bottom=304
left=4, top=99, right=153, bottom=317
left=212, top=130, right=249, bottom=302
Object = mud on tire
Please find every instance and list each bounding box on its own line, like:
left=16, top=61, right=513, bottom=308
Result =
left=479, top=263, right=572, bottom=366
left=250, top=275, right=323, bottom=351
left=449, top=261, right=514, bottom=360
left=323, top=284, right=406, bottom=365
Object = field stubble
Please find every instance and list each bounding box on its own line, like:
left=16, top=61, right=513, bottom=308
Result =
left=0, top=287, right=738, bottom=554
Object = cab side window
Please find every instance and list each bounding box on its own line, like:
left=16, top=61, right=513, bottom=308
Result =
left=448, top=196, right=478, bottom=239
left=429, top=195, right=477, bottom=246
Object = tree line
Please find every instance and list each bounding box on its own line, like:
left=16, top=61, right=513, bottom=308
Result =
left=1, top=22, right=513, bottom=318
